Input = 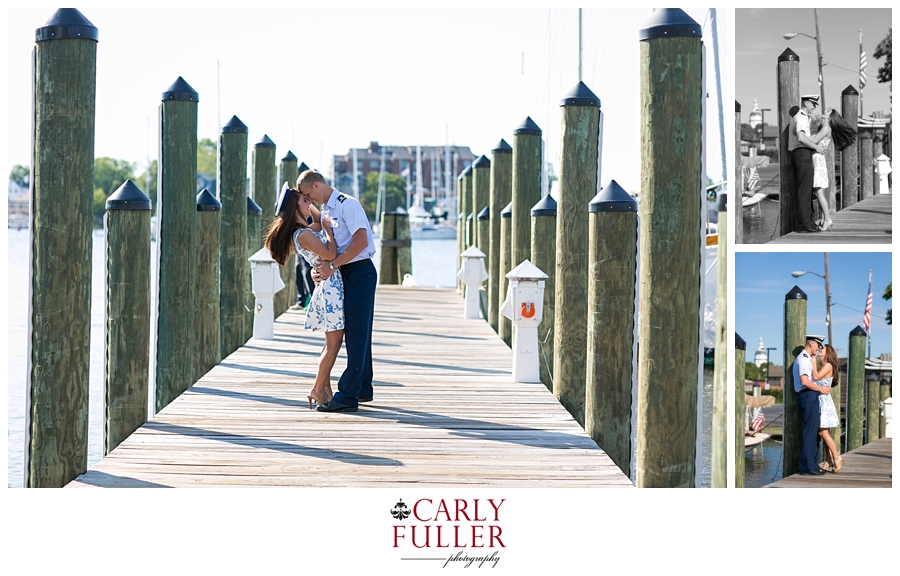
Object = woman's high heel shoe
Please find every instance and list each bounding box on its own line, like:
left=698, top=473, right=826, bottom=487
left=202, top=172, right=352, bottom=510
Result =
left=307, top=389, right=329, bottom=409
left=820, top=219, right=833, bottom=232
left=833, top=456, right=844, bottom=473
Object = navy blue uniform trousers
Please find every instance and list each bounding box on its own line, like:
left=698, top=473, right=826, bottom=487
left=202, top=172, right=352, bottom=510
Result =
left=791, top=147, right=816, bottom=231
left=331, top=259, right=376, bottom=409
left=798, top=388, right=821, bottom=473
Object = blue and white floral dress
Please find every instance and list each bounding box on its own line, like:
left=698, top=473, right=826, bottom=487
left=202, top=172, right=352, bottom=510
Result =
left=816, top=376, right=839, bottom=428
left=293, top=228, right=344, bottom=332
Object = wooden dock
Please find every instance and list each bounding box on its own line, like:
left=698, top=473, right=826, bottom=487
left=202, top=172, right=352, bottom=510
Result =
left=769, top=194, right=892, bottom=245
left=68, top=286, right=632, bottom=488
left=764, top=437, right=892, bottom=488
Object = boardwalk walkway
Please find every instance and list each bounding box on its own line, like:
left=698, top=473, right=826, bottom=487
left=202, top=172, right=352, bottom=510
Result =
left=769, top=194, right=892, bottom=245
left=69, top=286, right=632, bottom=488
left=765, top=437, right=892, bottom=488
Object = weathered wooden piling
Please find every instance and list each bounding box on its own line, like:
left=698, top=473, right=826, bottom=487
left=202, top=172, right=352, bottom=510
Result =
left=530, top=194, right=557, bottom=390
left=253, top=135, right=277, bottom=235
left=472, top=155, right=491, bottom=250
left=585, top=181, right=637, bottom=477
left=489, top=140, right=513, bottom=334
left=635, top=9, right=703, bottom=487
left=511, top=117, right=543, bottom=270
left=219, top=115, right=249, bottom=360
left=873, top=135, right=883, bottom=195
left=880, top=379, right=890, bottom=438
left=498, top=202, right=513, bottom=347
left=195, top=189, right=222, bottom=380
left=154, top=76, right=198, bottom=413
left=554, top=81, right=601, bottom=427
left=776, top=48, right=800, bottom=238
left=867, top=369, right=882, bottom=443
left=396, top=212, right=412, bottom=281
left=735, top=334, right=746, bottom=488
left=104, top=181, right=152, bottom=454
left=712, top=193, right=728, bottom=488
left=276, top=151, right=298, bottom=316
left=846, top=326, right=866, bottom=451
left=859, top=129, right=874, bottom=200
left=463, top=165, right=474, bottom=248
left=840, top=86, right=859, bottom=208
left=379, top=211, right=398, bottom=284
left=477, top=207, right=490, bottom=290
left=26, top=8, right=98, bottom=488
left=782, top=285, right=807, bottom=478
left=246, top=196, right=262, bottom=342
left=735, top=101, right=743, bottom=244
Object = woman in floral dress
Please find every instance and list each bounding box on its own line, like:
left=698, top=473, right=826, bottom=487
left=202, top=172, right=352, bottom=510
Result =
left=809, top=108, right=857, bottom=231
left=265, top=186, right=344, bottom=408
left=811, top=343, right=843, bottom=472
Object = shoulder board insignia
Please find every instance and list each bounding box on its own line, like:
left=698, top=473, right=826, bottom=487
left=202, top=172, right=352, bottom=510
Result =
left=337, top=194, right=347, bottom=203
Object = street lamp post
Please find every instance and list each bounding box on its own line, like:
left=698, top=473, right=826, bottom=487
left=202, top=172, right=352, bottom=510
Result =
left=783, top=10, right=826, bottom=110
left=791, top=253, right=833, bottom=346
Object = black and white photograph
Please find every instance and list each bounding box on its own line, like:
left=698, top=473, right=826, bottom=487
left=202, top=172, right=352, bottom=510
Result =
left=736, top=8, right=892, bottom=244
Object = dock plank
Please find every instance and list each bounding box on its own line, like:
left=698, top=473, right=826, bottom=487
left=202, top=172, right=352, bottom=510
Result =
left=69, top=286, right=633, bottom=488
left=764, top=437, right=891, bottom=488
left=768, top=194, right=892, bottom=244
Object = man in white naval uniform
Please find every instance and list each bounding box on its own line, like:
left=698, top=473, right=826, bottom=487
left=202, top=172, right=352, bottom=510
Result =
left=299, top=170, right=377, bottom=412
left=792, top=335, right=830, bottom=475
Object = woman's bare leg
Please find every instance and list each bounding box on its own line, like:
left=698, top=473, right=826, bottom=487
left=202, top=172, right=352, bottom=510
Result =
left=818, top=428, right=838, bottom=467
left=314, top=329, right=344, bottom=400
left=814, top=187, right=832, bottom=229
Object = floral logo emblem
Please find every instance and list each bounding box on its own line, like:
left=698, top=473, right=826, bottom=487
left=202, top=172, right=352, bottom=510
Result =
left=391, top=499, right=411, bottom=521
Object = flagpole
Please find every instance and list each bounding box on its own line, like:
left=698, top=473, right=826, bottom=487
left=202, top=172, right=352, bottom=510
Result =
left=867, top=269, right=872, bottom=358
left=859, top=30, right=865, bottom=117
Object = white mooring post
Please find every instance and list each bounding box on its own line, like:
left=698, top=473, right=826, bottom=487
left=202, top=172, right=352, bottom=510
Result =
left=458, top=246, right=489, bottom=319
left=500, top=259, right=548, bottom=383
left=249, top=247, right=286, bottom=339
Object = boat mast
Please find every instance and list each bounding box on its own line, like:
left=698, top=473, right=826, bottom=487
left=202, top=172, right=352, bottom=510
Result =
left=415, top=144, right=424, bottom=208
left=444, top=127, right=452, bottom=216
left=375, top=144, right=386, bottom=221
left=352, top=145, right=359, bottom=198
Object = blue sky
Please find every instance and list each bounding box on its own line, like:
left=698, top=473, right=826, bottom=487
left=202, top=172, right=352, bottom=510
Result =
left=736, top=252, right=892, bottom=362
left=736, top=8, right=892, bottom=124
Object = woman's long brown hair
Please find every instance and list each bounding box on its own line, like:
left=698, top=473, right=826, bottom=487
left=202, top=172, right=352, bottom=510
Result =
left=824, top=344, right=839, bottom=377
left=264, top=188, right=304, bottom=266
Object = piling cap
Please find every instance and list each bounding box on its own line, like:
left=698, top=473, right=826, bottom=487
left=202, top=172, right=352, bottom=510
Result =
left=197, top=188, right=221, bottom=212
left=282, top=150, right=297, bottom=163
left=222, top=115, right=248, bottom=134
left=513, top=116, right=542, bottom=136
left=638, top=9, right=701, bottom=41
left=247, top=196, right=262, bottom=216
left=462, top=164, right=473, bottom=177
left=778, top=48, right=800, bottom=63
left=477, top=206, right=490, bottom=220
left=36, top=8, right=98, bottom=42
left=501, top=202, right=513, bottom=218
left=785, top=285, right=807, bottom=301
left=492, top=139, right=513, bottom=154
left=162, top=77, right=198, bottom=102
left=560, top=81, right=601, bottom=107
left=735, top=333, right=746, bottom=351
left=473, top=155, right=491, bottom=169
left=466, top=212, right=475, bottom=222
left=589, top=180, right=638, bottom=213
left=298, top=162, right=310, bottom=172
left=531, top=194, right=557, bottom=217
left=106, top=180, right=151, bottom=211
left=736, top=101, right=741, bottom=113
left=717, top=192, right=727, bottom=212
left=255, top=134, right=276, bottom=148
left=842, top=85, right=859, bottom=96
left=850, top=325, right=867, bottom=337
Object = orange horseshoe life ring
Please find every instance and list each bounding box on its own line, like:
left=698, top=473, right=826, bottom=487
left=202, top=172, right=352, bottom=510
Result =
left=521, top=302, right=536, bottom=318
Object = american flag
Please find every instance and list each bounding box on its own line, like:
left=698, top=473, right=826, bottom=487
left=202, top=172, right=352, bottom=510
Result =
left=863, top=270, right=873, bottom=332
left=751, top=409, right=765, bottom=432
left=859, top=30, right=868, bottom=90
left=747, top=167, right=760, bottom=191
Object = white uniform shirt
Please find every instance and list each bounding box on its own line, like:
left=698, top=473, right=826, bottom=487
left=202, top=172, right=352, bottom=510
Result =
left=788, top=110, right=811, bottom=152
left=792, top=350, right=813, bottom=393
left=320, top=189, right=376, bottom=264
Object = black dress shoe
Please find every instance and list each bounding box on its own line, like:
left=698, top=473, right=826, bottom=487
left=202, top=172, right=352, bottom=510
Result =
left=357, top=396, right=373, bottom=403
left=802, top=467, right=827, bottom=476
left=796, top=227, right=821, bottom=234
left=316, top=400, right=358, bottom=413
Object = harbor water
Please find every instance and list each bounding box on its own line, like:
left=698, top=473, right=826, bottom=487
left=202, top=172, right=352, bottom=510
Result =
left=7, top=228, right=713, bottom=487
